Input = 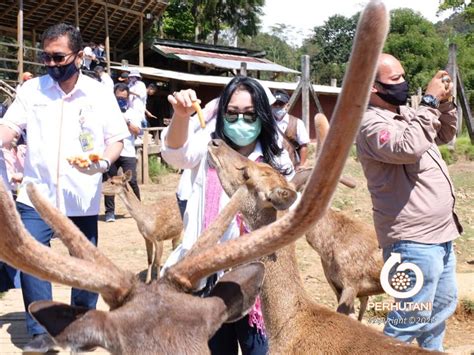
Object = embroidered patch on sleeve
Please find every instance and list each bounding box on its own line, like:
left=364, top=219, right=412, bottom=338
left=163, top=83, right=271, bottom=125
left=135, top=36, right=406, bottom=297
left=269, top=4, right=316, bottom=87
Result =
left=378, top=130, right=390, bottom=145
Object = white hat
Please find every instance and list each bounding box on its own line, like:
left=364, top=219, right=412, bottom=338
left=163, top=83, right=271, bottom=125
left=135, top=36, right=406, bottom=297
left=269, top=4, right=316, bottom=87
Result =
left=129, top=69, right=142, bottom=78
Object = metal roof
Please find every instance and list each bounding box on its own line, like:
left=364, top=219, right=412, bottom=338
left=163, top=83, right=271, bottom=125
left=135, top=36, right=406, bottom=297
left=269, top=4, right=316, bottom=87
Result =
left=152, top=44, right=300, bottom=75
left=111, top=65, right=340, bottom=95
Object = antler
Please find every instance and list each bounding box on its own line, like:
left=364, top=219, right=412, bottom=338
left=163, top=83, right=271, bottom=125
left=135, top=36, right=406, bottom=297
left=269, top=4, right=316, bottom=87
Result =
left=0, top=183, right=134, bottom=309
left=166, top=0, right=389, bottom=291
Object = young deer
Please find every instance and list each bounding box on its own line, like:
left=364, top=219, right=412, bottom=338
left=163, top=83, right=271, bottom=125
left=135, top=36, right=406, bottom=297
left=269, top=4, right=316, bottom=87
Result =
left=0, top=2, right=393, bottom=352
left=303, top=113, right=385, bottom=320
left=102, top=170, right=182, bottom=283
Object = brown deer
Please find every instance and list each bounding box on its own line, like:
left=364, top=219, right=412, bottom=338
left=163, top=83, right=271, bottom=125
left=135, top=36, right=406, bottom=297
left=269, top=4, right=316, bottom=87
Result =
left=102, top=170, right=182, bottom=283
left=303, top=112, right=385, bottom=320
left=0, top=2, right=395, bottom=352
left=205, top=102, right=434, bottom=354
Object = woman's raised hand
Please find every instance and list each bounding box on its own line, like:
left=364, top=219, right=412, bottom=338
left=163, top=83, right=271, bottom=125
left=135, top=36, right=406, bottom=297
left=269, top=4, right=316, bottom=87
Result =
left=168, top=89, right=201, bottom=121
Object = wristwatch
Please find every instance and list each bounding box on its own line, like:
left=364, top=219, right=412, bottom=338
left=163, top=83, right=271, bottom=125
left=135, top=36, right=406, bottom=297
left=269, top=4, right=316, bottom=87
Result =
left=420, top=94, right=439, bottom=109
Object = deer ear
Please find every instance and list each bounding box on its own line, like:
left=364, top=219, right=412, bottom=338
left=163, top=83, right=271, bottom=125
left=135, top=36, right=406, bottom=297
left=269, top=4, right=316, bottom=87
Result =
left=208, top=262, right=265, bottom=323
left=290, top=167, right=313, bottom=192
left=124, top=170, right=133, bottom=181
left=29, top=301, right=108, bottom=352
left=268, top=186, right=297, bottom=210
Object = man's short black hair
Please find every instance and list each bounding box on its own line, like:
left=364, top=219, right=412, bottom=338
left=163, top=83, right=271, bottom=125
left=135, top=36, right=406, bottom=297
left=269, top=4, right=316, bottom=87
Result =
left=94, top=65, right=104, bottom=74
left=114, top=82, right=129, bottom=94
left=41, top=23, right=83, bottom=53
left=147, top=83, right=158, bottom=91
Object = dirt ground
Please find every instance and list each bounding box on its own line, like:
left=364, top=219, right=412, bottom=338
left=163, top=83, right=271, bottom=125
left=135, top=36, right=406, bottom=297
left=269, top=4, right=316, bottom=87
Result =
left=96, top=156, right=474, bottom=353
left=1, top=156, right=473, bottom=353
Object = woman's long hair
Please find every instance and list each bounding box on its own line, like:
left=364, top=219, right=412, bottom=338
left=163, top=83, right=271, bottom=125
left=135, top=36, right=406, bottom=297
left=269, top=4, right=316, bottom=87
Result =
left=214, top=76, right=289, bottom=175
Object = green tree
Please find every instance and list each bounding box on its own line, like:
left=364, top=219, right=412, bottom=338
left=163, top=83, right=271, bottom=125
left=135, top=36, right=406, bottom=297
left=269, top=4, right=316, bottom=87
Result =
left=307, top=14, right=359, bottom=85
left=159, top=0, right=264, bottom=45
left=384, top=9, right=447, bottom=92
left=240, top=24, right=300, bottom=80
left=160, top=0, right=197, bottom=41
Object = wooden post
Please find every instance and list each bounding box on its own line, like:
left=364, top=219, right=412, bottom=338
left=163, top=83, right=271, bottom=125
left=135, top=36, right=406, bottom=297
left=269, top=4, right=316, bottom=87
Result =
left=104, top=0, right=111, bottom=72
left=139, top=16, right=144, bottom=67
left=142, top=131, right=149, bottom=184
left=301, top=55, right=310, bottom=130
left=32, top=28, right=37, bottom=68
left=75, top=0, right=80, bottom=29
left=446, top=43, right=460, bottom=135
left=456, top=66, right=474, bottom=143
left=240, top=62, right=247, bottom=77
left=17, top=0, right=24, bottom=82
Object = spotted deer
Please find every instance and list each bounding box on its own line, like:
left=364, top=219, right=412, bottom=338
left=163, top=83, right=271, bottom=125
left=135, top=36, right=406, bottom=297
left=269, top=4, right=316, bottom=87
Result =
left=102, top=170, right=182, bottom=283
left=0, top=2, right=404, bottom=353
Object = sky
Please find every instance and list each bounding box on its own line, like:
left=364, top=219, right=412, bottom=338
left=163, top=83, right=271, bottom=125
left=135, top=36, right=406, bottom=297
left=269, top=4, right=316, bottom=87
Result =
left=261, top=0, right=455, bottom=45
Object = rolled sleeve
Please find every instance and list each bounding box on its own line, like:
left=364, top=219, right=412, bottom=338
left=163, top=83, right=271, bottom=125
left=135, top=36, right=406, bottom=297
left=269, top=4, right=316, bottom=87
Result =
left=435, top=101, right=457, bottom=145
left=161, top=125, right=210, bottom=169
left=1, top=90, right=28, bottom=135
left=357, top=106, right=440, bottom=165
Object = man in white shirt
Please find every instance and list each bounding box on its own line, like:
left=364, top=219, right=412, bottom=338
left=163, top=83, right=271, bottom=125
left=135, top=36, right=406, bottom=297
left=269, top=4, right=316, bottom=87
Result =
left=128, top=68, right=147, bottom=129
left=271, top=89, right=310, bottom=170
left=93, top=65, right=114, bottom=91
left=103, top=83, right=142, bottom=222
left=0, top=23, right=129, bottom=352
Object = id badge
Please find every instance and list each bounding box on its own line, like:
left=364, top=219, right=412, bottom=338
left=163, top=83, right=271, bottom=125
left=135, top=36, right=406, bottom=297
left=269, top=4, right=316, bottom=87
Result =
left=79, top=129, right=94, bottom=152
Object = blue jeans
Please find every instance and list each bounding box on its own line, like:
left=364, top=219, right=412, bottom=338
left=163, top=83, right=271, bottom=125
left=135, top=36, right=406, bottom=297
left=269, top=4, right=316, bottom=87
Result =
left=17, top=202, right=99, bottom=336
left=208, top=314, right=268, bottom=355
left=382, top=241, right=457, bottom=351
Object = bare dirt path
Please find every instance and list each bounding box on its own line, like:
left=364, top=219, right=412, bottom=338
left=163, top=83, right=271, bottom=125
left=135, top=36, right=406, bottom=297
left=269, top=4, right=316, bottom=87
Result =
left=1, top=159, right=473, bottom=353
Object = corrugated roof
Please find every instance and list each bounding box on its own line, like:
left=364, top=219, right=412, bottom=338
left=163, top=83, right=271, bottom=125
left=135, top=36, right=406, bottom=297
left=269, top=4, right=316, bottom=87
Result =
left=111, top=65, right=341, bottom=95
left=152, top=44, right=300, bottom=74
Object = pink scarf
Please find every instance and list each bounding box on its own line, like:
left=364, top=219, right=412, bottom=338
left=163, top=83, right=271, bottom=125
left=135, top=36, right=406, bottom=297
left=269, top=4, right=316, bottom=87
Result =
left=204, top=166, right=266, bottom=337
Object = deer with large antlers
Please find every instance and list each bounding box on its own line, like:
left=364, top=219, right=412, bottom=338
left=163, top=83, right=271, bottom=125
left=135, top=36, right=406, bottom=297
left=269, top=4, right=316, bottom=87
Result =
left=102, top=170, right=182, bottom=283
left=0, top=2, right=398, bottom=353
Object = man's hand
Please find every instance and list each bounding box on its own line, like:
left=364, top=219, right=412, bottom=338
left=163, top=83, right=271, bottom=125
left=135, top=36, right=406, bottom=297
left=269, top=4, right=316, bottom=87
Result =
left=425, top=70, right=453, bottom=103
left=74, top=159, right=110, bottom=175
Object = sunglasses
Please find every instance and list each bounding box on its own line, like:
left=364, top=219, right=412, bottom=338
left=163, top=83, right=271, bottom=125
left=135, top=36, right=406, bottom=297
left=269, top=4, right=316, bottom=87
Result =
left=224, top=112, right=257, bottom=123
left=40, top=52, right=76, bottom=64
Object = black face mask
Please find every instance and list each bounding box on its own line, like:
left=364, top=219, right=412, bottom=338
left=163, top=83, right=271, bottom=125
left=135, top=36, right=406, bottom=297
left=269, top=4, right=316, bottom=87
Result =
left=375, top=80, right=409, bottom=106
left=46, top=57, right=79, bottom=83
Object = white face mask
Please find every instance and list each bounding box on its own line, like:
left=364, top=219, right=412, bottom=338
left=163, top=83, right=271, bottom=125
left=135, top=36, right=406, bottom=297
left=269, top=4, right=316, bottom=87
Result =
left=272, top=107, right=287, bottom=120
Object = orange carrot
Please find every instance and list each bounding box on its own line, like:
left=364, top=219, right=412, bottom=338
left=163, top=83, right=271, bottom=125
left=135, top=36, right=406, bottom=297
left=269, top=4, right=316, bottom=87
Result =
left=192, top=101, right=206, bottom=129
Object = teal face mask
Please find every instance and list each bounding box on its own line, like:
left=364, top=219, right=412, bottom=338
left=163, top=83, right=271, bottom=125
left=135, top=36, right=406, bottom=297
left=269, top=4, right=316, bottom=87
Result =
left=223, top=115, right=262, bottom=147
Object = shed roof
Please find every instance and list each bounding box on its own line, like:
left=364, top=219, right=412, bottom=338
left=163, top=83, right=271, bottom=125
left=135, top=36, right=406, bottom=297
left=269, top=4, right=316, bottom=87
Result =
left=111, top=65, right=340, bottom=95
left=152, top=44, right=300, bottom=74
left=0, top=0, right=168, bottom=51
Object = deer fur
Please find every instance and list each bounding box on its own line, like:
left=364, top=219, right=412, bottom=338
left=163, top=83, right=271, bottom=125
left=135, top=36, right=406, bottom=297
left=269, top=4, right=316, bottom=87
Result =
left=0, top=2, right=392, bottom=352
left=102, top=170, right=182, bottom=283
left=298, top=112, right=384, bottom=320
left=208, top=132, right=434, bottom=354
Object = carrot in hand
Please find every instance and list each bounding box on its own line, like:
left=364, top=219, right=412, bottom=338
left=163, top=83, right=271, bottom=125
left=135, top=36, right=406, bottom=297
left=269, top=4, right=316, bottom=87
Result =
left=192, top=101, right=206, bottom=129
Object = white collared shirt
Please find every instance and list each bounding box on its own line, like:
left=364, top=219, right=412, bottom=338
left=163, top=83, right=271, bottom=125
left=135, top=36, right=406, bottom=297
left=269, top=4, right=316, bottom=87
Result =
left=276, top=113, right=310, bottom=146
left=1, top=73, right=130, bottom=216
left=121, top=101, right=144, bottom=157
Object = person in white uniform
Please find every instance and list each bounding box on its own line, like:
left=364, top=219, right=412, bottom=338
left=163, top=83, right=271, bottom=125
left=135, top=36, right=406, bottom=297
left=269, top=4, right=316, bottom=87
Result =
left=0, top=23, right=129, bottom=353
left=271, top=89, right=310, bottom=170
